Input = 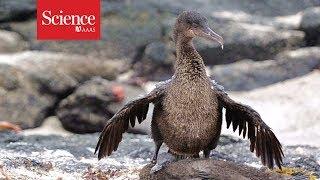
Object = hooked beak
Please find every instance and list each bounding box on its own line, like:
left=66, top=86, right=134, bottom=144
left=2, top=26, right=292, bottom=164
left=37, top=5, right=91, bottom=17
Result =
left=195, top=26, right=224, bottom=49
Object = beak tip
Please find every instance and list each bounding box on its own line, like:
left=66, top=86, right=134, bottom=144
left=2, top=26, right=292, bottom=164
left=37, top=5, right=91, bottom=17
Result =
left=203, top=26, right=224, bottom=50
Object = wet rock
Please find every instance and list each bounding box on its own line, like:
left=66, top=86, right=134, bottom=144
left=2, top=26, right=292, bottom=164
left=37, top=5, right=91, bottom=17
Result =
left=210, top=47, right=320, bottom=91
left=300, top=7, right=320, bottom=45
left=0, top=30, right=28, bottom=53
left=56, top=77, right=145, bottom=133
left=0, top=64, right=55, bottom=129
left=0, top=0, right=36, bottom=22
left=140, top=158, right=287, bottom=180
left=0, top=132, right=318, bottom=179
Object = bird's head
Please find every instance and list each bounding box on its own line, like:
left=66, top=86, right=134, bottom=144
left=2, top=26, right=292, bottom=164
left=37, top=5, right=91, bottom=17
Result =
left=173, top=11, right=224, bottom=49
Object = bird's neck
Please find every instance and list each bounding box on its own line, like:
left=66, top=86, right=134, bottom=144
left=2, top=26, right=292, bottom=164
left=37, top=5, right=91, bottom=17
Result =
left=174, top=36, right=206, bottom=78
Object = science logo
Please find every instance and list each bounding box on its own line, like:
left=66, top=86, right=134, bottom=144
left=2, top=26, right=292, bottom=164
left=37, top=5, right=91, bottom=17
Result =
left=37, top=0, right=100, bottom=40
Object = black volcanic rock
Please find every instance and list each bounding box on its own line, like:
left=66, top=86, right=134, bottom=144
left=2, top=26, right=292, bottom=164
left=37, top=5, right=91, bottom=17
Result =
left=56, top=77, right=145, bottom=133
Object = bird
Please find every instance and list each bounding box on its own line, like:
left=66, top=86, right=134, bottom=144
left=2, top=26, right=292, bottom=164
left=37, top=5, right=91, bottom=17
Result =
left=95, top=11, right=284, bottom=169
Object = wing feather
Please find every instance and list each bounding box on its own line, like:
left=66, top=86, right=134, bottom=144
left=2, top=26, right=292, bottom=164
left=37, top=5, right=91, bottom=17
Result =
left=95, top=80, right=169, bottom=160
left=212, top=80, right=283, bottom=169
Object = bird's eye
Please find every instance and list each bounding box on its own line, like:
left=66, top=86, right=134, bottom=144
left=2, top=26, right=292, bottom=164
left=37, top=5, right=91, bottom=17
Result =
left=192, top=23, right=199, bottom=27
left=186, top=19, right=192, bottom=24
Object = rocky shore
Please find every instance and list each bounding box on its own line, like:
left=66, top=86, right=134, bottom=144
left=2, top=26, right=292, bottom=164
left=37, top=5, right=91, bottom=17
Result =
left=0, top=131, right=319, bottom=179
left=1, top=0, right=320, bottom=132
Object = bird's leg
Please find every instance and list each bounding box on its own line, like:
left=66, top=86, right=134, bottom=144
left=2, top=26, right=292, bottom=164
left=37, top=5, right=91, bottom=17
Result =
left=150, top=152, right=176, bottom=174
left=175, top=154, right=185, bottom=160
left=150, top=151, right=198, bottom=174
left=151, top=117, right=163, bottom=164
left=168, top=150, right=186, bottom=160
left=151, top=141, right=163, bottom=164
left=203, top=149, right=211, bottom=158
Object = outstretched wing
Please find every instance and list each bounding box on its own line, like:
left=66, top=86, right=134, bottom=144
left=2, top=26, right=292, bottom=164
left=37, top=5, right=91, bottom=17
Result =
left=212, top=80, right=284, bottom=169
left=95, top=80, right=169, bottom=160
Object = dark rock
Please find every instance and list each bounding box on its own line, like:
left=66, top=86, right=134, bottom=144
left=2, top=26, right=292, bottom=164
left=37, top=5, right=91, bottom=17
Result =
left=0, top=0, right=36, bottom=22
left=133, top=41, right=174, bottom=81
left=56, top=77, right=145, bottom=133
left=0, top=64, right=55, bottom=129
left=144, top=42, right=172, bottom=65
left=140, top=158, right=287, bottom=180
left=210, top=47, right=320, bottom=91
left=300, top=7, right=320, bottom=45
left=0, top=30, right=28, bottom=53
left=0, top=132, right=318, bottom=179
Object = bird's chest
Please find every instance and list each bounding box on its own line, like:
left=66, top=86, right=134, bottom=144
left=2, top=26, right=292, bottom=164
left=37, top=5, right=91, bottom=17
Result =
left=163, top=78, right=214, bottom=118
left=159, top=77, right=219, bottom=146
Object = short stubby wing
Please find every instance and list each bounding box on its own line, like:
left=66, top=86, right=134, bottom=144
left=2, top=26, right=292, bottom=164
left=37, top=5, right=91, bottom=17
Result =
left=211, top=80, right=284, bottom=169
left=95, top=80, right=169, bottom=160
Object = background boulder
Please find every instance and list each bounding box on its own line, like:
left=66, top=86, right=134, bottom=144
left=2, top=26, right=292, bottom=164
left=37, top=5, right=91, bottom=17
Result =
left=0, top=30, right=28, bottom=53
left=0, top=51, right=123, bottom=95
left=3, top=0, right=318, bottom=64
left=0, top=64, right=54, bottom=129
left=0, top=0, right=36, bottom=22
left=132, top=41, right=174, bottom=81
left=57, top=77, right=145, bottom=133
left=300, top=7, right=320, bottom=45
left=209, top=47, right=320, bottom=91
left=0, top=51, right=123, bottom=129
left=224, top=70, right=320, bottom=146
left=196, top=23, right=305, bottom=65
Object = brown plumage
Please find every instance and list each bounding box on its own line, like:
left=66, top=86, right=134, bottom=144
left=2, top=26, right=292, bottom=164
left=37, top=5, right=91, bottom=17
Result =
left=95, top=11, right=284, bottom=169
